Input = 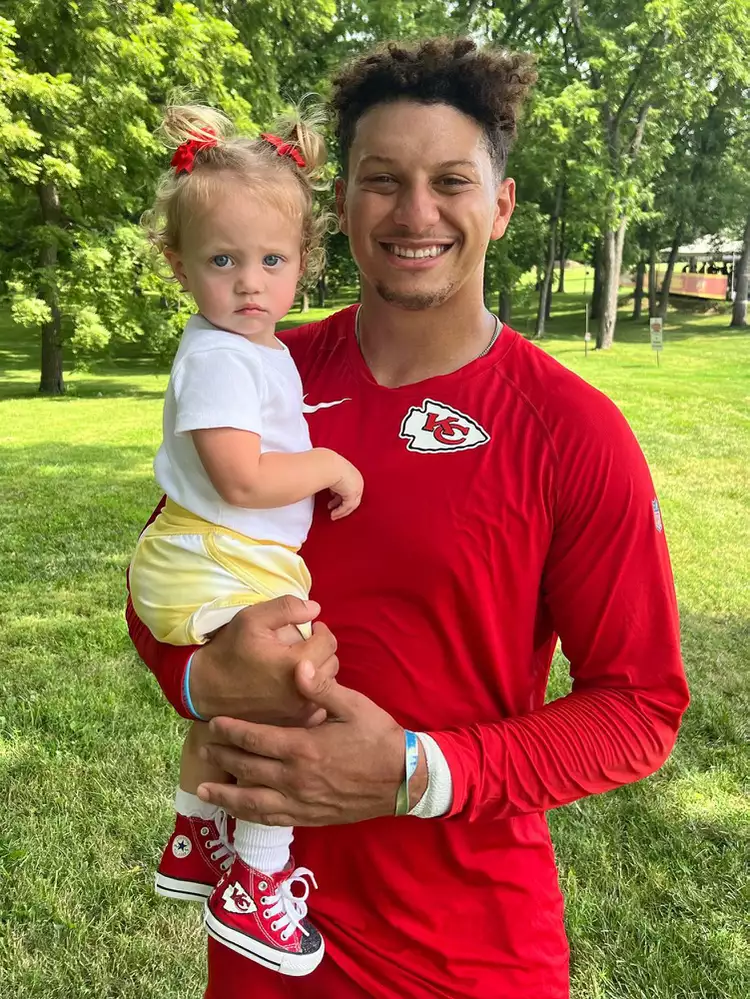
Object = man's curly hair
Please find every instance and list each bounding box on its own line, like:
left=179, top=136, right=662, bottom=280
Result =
left=331, top=38, right=537, bottom=177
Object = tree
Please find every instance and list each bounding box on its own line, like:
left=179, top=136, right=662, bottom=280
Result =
left=483, top=201, right=546, bottom=322
left=510, top=79, right=601, bottom=336
left=497, top=0, right=750, bottom=347
left=731, top=211, right=750, bottom=326
left=0, top=1, right=256, bottom=394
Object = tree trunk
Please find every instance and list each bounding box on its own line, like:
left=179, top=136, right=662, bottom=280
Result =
left=597, top=215, right=628, bottom=349
left=535, top=180, right=564, bottom=338
left=316, top=271, right=327, bottom=309
left=658, top=225, right=683, bottom=320
left=730, top=210, right=750, bottom=328
left=590, top=241, right=603, bottom=320
left=632, top=256, right=645, bottom=320
left=38, top=181, right=65, bottom=395
left=648, top=238, right=658, bottom=318
left=557, top=214, right=566, bottom=293
left=299, top=290, right=310, bottom=313
left=498, top=288, right=512, bottom=324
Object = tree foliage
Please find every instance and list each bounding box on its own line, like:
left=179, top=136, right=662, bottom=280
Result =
left=1, top=0, right=750, bottom=391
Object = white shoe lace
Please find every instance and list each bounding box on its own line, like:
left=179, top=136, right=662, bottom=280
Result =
left=204, top=810, right=234, bottom=871
left=260, top=867, right=318, bottom=942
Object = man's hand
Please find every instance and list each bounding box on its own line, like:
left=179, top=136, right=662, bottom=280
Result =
left=196, top=663, right=428, bottom=826
left=189, top=596, right=339, bottom=726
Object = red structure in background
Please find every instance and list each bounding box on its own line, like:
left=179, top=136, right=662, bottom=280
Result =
left=623, top=271, right=728, bottom=301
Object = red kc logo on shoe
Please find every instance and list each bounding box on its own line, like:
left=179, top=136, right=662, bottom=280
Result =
left=222, top=880, right=258, bottom=914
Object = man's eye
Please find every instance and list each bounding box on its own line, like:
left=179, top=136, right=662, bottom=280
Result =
left=367, top=175, right=396, bottom=185
left=263, top=254, right=283, bottom=267
left=440, top=177, right=470, bottom=187
left=212, top=254, right=232, bottom=268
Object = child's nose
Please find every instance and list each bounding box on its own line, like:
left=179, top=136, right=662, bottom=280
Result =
left=234, top=266, right=264, bottom=295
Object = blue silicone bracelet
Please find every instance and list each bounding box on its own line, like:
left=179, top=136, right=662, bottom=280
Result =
left=183, top=652, right=208, bottom=722
left=395, top=729, right=420, bottom=815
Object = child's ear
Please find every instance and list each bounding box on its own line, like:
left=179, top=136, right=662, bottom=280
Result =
left=164, top=248, right=189, bottom=290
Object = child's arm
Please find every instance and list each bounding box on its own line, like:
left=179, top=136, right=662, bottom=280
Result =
left=192, top=426, right=363, bottom=519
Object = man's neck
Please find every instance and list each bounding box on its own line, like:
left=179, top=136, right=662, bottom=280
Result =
left=356, top=285, right=497, bottom=388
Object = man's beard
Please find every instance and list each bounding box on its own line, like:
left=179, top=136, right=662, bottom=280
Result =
left=374, top=279, right=457, bottom=311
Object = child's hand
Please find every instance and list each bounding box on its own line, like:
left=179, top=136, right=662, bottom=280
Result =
left=328, top=458, right=364, bottom=520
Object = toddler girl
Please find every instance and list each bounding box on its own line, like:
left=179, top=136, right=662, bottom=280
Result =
left=129, top=102, right=362, bottom=977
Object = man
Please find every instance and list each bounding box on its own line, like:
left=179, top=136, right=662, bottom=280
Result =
left=128, top=38, right=689, bottom=999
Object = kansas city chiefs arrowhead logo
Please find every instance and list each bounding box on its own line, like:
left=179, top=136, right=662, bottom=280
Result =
left=400, top=398, right=490, bottom=453
left=221, top=881, right=258, bottom=914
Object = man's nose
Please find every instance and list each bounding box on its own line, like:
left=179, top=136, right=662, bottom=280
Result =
left=392, top=181, right=441, bottom=232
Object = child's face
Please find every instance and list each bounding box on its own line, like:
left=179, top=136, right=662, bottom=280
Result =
left=166, top=176, right=304, bottom=342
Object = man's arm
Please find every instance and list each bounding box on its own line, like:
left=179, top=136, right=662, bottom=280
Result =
left=126, top=535, right=340, bottom=725
left=196, top=397, right=688, bottom=827
left=125, top=498, right=194, bottom=718
left=126, top=591, right=195, bottom=718
left=428, top=394, right=689, bottom=822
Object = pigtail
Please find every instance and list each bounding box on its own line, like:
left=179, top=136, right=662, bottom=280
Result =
left=159, top=100, right=233, bottom=150
left=268, top=98, right=329, bottom=190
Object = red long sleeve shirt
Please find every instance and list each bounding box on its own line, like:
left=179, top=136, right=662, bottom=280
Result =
left=127, top=307, right=689, bottom=998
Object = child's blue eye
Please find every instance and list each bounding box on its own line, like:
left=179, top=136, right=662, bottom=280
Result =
left=212, top=254, right=232, bottom=268
left=263, top=254, right=283, bottom=267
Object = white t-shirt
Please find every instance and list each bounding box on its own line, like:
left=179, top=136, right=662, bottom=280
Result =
left=154, top=315, right=313, bottom=547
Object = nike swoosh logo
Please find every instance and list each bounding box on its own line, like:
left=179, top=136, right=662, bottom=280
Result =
left=302, top=395, right=352, bottom=413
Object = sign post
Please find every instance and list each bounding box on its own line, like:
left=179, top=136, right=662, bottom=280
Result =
left=583, top=268, right=591, bottom=356
left=649, top=317, right=663, bottom=367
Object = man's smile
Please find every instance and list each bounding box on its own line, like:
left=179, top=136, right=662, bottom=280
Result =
left=378, top=241, right=456, bottom=268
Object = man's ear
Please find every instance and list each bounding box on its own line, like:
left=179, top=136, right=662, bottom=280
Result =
left=164, top=248, right=189, bottom=290
left=335, top=178, right=348, bottom=235
left=490, top=178, right=516, bottom=242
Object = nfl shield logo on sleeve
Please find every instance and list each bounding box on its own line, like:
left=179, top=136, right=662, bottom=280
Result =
left=652, top=498, right=663, bottom=532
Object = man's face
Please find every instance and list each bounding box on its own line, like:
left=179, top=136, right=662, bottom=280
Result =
left=337, top=100, right=515, bottom=311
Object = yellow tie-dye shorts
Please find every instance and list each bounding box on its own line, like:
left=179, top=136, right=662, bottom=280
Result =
left=129, top=499, right=312, bottom=646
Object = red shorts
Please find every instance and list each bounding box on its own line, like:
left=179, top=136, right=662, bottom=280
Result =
left=205, top=939, right=372, bottom=998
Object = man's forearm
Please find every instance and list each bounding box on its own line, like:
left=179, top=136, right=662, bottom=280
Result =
left=427, top=683, right=689, bottom=823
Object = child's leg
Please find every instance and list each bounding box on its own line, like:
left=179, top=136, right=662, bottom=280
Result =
left=231, top=624, right=302, bottom=876
left=174, top=721, right=232, bottom=821
left=156, top=723, right=235, bottom=901
left=181, top=721, right=230, bottom=794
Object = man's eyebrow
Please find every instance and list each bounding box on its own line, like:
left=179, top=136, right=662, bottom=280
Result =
left=357, top=156, right=480, bottom=170
left=436, top=159, right=480, bottom=170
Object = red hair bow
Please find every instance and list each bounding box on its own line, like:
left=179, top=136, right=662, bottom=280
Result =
left=261, top=132, right=306, bottom=168
left=171, top=131, right=218, bottom=174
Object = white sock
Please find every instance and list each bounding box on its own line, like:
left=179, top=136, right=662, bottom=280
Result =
left=175, top=787, right=220, bottom=821
left=234, top=820, right=293, bottom=875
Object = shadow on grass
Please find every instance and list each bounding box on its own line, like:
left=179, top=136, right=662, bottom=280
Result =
left=0, top=378, right=167, bottom=401
left=512, top=299, right=749, bottom=344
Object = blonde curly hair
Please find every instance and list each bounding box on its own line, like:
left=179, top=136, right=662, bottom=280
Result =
left=144, top=99, right=330, bottom=283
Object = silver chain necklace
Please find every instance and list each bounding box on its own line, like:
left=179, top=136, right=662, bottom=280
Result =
left=355, top=308, right=501, bottom=363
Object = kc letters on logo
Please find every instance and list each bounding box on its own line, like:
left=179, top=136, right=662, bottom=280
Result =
left=400, top=399, right=490, bottom=453
left=222, top=881, right=258, bottom=914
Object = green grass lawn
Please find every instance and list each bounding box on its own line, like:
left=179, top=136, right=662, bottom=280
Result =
left=1, top=287, right=748, bottom=998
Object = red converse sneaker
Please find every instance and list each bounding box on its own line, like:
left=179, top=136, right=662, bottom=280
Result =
left=155, top=810, right=235, bottom=902
left=204, top=856, right=324, bottom=976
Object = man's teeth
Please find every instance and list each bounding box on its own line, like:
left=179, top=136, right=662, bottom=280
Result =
left=387, top=244, right=450, bottom=258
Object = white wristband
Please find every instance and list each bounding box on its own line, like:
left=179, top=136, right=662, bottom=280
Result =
left=408, top=733, right=453, bottom=818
